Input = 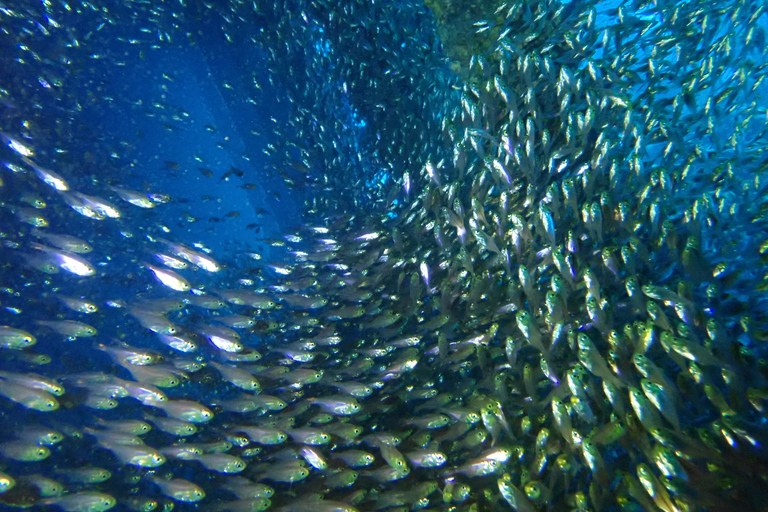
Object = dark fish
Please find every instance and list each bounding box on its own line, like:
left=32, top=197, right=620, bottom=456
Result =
left=219, top=166, right=244, bottom=182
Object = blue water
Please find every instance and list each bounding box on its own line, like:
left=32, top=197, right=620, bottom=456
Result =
left=1, top=0, right=768, bottom=511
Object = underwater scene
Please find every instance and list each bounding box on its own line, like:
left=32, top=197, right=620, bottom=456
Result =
left=1, top=0, right=768, bottom=511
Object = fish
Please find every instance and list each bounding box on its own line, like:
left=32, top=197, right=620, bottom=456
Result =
left=108, top=186, right=157, bottom=208
left=29, top=244, right=95, bottom=276
left=144, top=264, right=190, bottom=292
left=0, top=0, right=765, bottom=511
left=42, top=492, right=116, bottom=512
left=0, top=380, right=59, bottom=411
left=148, top=476, right=205, bottom=503
left=0, top=327, right=36, bottom=350
left=0, top=441, right=50, bottom=462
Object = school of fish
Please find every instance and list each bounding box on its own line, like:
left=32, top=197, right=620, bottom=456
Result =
left=1, top=0, right=768, bottom=511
